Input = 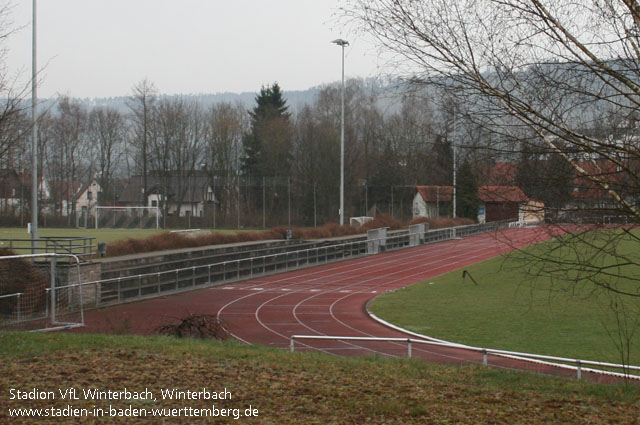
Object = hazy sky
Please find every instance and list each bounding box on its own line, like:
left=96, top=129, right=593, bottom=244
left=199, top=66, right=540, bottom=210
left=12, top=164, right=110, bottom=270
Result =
left=5, top=0, right=379, bottom=99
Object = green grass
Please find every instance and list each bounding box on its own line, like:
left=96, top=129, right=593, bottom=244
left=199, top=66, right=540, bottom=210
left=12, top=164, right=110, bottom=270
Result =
left=0, top=331, right=638, bottom=424
left=372, top=232, right=640, bottom=366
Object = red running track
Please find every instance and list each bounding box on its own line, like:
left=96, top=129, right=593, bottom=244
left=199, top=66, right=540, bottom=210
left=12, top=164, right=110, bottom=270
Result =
left=77, top=227, right=614, bottom=382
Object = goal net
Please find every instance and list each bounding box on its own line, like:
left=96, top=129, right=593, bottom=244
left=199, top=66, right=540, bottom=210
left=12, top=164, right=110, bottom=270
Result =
left=95, top=206, right=161, bottom=229
left=0, top=254, right=84, bottom=332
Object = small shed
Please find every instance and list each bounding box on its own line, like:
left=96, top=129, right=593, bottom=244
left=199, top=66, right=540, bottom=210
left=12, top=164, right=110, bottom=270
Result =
left=478, top=186, right=532, bottom=223
left=413, top=186, right=453, bottom=219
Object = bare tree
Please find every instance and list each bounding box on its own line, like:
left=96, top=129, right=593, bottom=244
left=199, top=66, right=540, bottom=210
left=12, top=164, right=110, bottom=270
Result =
left=46, top=97, right=89, bottom=222
left=148, top=97, right=204, bottom=224
left=346, top=0, right=640, bottom=270
left=293, top=104, right=339, bottom=224
left=204, top=102, right=247, bottom=226
left=88, top=106, right=126, bottom=202
left=346, top=0, right=640, bottom=219
left=128, top=79, right=157, bottom=205
left=0, top=2, right=32, bottom=166
left=346, top=0, right=640, bottom=369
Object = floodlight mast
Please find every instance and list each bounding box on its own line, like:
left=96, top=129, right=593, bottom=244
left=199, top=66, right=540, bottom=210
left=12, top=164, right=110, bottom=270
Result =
left=332, top=38, right=348, bottom=226
left=31, top=0, right=38, bottom=253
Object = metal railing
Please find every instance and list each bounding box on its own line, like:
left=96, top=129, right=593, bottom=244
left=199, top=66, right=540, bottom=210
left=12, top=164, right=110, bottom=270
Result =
left=289, top=335, right=640, bottom=381
left=0, top=237, right=96, bottom=260
left=71, top=221, right=509, bottom=308
left=0, top=253, right=84, bottom=330
left=86, top=237, right=372, bottom=305
left=3, top=221, right=511, bottom=320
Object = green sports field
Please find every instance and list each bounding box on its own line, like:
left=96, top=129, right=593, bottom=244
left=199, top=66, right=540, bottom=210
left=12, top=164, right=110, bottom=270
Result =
left=371, top=230, right=640, bottom=366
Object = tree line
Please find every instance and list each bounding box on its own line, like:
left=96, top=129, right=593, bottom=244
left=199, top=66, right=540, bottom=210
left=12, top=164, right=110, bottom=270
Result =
left=3, top=76, right=501, bottom=228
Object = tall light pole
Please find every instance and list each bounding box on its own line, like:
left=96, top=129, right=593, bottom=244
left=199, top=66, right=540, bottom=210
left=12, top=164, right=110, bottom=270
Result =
left=31, top=0, right=39, bottom=252
left=332, top=38, right=348, bottom=226
left=452, top=143, right=457, bottom=219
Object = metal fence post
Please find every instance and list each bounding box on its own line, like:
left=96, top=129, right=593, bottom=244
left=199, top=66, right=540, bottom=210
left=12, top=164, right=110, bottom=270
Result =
left=290, top=336, right=295, bottom=352
left=50, top=257, right=56, bottom=322
left=16, top=293, right=21, bottom=322
left=576, top=360, right=582, bottom=380
left=192, top=267, right=196, bottom=286
left=407, top=339, right=412, bottom=358
left=483, top=349, right=488, bottom=366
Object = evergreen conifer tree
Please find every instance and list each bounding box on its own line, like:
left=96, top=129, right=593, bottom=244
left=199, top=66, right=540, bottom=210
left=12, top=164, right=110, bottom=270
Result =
left=457, top=160, right=479, bottom=220
left=242, top=83, right=293, bottom=218
left=242, top=83, right=292, bottom=180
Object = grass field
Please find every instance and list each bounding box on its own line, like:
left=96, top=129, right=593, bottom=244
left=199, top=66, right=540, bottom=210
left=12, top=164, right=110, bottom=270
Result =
left=0, top=332, right=638, bottom=424
left=371, top=232, right=640, bottom=366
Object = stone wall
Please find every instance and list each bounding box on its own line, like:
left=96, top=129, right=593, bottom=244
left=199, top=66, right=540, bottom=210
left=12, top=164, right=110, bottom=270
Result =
left=62, top=262, right=101, bottom=307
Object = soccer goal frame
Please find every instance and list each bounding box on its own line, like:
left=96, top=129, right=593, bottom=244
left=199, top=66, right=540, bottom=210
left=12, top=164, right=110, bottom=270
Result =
left=95, top=206, right=161, bottom=229
left=0, top=253, right=84, bottom=332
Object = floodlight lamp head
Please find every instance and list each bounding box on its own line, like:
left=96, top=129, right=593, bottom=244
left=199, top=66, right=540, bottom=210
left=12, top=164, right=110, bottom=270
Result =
left=332, top=39, right=349, bottom=47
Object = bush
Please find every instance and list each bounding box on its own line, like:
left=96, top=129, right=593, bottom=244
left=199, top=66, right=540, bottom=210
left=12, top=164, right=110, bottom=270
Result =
left=0, top=249, right=48, bottom=316
left=156, top=314, right=229, bottom=340
left=106, top=214, right=475, bottom=257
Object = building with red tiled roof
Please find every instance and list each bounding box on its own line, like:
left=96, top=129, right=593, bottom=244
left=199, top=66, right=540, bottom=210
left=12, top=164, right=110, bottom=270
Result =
left=478, top=186, right=528, bottom=203
left=414, top=185, right=544, bottom=223
left=478, top=186, right=530, bottom=222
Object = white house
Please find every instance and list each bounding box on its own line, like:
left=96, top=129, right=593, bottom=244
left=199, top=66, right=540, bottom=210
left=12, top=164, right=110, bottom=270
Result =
left=412, top=186, right=453, bottom=219
left=73, top=180, right=101, bottom=226
left=120, top=171, right=216, bottom=218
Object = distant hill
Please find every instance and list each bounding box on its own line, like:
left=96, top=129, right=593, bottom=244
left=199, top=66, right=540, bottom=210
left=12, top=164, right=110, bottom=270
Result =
left=35, top=77, right=401, bottom=115
left=36, top=86, right=325, bottom=115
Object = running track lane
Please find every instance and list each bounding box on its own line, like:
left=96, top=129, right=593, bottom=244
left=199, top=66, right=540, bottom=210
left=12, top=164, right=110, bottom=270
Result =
left=77, top=227, right=612, bottom=382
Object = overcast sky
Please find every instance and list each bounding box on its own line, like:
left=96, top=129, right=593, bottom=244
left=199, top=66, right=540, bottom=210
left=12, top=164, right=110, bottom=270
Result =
left=5, top=0, right=379, bottom=99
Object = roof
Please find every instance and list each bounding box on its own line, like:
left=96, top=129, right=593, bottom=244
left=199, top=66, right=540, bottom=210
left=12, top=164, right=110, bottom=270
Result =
left=120, top=170, right=213, bottom=204
left=475, top=162, right=518, bottom=185
left=49, top=180, right=83, bottom=201
left=571, top=160, right=618, bottom=200
left=416, top=186, right=453, bottom=202
left=478, top=186, right=529, bottom=203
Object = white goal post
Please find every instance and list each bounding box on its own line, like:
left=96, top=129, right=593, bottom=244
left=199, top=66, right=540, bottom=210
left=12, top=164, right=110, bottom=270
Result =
left=95, top=206, right=161, bottom=229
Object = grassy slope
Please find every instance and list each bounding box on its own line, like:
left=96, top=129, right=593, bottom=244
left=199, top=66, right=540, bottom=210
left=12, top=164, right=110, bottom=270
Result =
left=372, top=234, right=640, bottom=365
left=0, top=332, right=638, bottom=425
